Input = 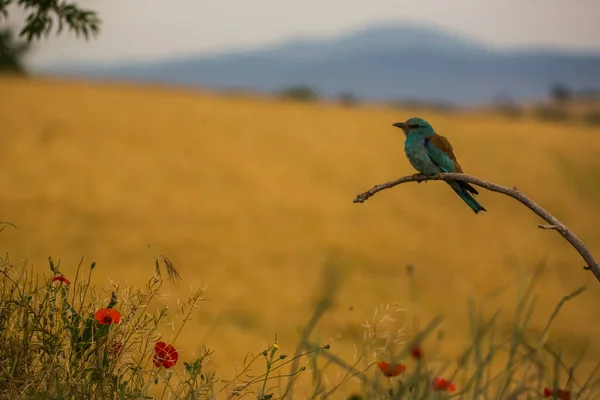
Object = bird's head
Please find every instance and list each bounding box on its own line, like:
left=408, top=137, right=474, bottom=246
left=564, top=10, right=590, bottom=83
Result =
left=392, top=117, right=433, bottom=136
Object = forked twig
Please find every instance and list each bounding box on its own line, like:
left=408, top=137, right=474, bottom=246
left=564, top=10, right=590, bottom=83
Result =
left=353, top=172, right=600, bottom=283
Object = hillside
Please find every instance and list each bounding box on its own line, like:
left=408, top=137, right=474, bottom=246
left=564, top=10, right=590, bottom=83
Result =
left=2, top=76, right=600, bottom=389
left=42, top=23, right=600, bottom=105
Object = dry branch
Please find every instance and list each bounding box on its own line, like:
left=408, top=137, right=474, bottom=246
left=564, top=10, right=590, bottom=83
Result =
left=353, top=172, right=600, bottom=283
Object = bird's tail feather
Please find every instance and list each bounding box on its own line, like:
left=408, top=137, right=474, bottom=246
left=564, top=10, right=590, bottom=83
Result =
left=449, top=183, right=486, bottom=214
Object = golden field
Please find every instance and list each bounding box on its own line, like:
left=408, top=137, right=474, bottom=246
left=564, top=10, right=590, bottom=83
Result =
left=2, top=75, right=600, bottom=393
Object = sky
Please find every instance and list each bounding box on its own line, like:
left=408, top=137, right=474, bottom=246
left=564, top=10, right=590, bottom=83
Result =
left=4, top=0, right=600, bottom=68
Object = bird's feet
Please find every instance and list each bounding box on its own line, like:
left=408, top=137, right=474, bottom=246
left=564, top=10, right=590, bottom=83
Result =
left=411, top=173, right=428, bottom=184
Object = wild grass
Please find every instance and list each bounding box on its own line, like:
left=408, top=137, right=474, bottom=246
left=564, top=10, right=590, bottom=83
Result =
left=0, top=252, right=597, bottom=399
left=0, top=254, right=210, bottom=398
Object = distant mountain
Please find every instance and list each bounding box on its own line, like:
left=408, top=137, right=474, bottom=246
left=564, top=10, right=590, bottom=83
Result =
left=42, top=23, right=600, bottom=106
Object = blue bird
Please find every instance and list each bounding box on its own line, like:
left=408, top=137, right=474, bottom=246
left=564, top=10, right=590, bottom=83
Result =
left=393, top=117, right=486, bottom=214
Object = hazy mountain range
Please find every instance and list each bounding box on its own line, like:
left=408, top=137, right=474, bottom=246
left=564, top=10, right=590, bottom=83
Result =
left=43, top=23, right=600, bottom=106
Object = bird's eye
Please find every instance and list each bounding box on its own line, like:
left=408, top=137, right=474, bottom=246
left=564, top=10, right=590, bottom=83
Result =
left=409, top=124, right=419, bottom=129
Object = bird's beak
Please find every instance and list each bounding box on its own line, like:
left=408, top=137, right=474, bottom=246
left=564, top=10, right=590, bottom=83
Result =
left=392, top=122, right=408, bottom=131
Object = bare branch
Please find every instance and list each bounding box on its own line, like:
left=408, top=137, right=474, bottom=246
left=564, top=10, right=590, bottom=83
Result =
left=353, top=172, right=600, bottom=283
left=538, top=224, right=559, bottom=230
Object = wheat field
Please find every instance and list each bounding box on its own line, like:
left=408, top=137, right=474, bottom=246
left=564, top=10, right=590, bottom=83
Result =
left=2, top=75, right=600, bottom=393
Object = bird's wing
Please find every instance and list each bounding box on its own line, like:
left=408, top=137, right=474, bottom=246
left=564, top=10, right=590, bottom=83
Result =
left=424, top=134, right=462, bottom=173
left=425, top=133, right=479, bottom=195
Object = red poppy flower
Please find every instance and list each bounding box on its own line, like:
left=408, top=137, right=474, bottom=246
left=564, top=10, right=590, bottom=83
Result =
left=433, top=377, right=456, bottom=393
left=410, top=346, right=422, bottom=360
left=94, top=308, right=121, bottom=325
left=153, top=341, right=178, bottom=368
left=111, top=341, right=123, bottom=355
left=52, top=275, right=71, bottom=285
left=543, top=387, right=570, bottom=400
left=377, top=361, right=406, bottom=377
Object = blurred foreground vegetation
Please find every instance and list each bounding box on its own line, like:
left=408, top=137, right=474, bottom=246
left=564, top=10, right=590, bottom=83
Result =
left=0, top=252, right=595, bottom=399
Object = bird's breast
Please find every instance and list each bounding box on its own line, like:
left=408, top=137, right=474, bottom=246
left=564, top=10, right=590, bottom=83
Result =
left=404, top=137, right=440, bottom=174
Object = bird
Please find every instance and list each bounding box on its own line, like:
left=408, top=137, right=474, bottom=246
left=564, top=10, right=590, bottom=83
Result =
left=392, top=117, right=486, bottom=214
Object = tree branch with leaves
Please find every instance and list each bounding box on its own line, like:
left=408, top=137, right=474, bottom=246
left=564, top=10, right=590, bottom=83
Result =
left=0, top=0, right=100, bottom=73
left=0, top=0, right=100, bottom=42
